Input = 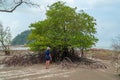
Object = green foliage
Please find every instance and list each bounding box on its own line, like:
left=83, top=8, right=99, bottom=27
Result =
left=28, top=1, right=98, bottom=51
left=11, top=30, right=31, bottom=45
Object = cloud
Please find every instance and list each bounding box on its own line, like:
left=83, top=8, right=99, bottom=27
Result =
left=3, top=19, right=23, bottom=38
left=1, top=20, right=20, bottom=39
left=74, top=0, right=120, bottom=10
left=92, top=0, right=120, bottom=7
left=28, top=0, right=76, bottom=12
left=14, top=0, right=76, bottom=18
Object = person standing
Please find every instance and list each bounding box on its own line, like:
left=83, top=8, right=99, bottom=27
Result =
left=45, top=47, right=52, bottom=69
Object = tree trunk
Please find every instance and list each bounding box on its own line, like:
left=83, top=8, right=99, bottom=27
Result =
left=5, top=50, right=10, bottom=55
left=81, top=49, right=84, bottom=57
left=61, top=47, right=68, bottom=60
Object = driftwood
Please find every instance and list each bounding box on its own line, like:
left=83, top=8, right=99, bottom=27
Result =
left=0, top=50, right=107, bottom=69
left=0, top=52, right=45, bottom=66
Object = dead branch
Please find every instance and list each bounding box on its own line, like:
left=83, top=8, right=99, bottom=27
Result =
left=0, top=0, right=39, bottom=12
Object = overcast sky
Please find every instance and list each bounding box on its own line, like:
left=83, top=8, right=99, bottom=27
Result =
left=0, top=0, right=120, bottom=49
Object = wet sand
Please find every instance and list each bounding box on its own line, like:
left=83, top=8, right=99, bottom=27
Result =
left=0, top=62, right=119, bottom=80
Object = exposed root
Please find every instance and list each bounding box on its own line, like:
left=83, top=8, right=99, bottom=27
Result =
left=60, top=57, right=107, bottom=69
left=0, top=52, right=45, bottom=67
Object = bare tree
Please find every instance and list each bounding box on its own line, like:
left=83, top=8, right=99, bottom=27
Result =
left=0, top=23, right=11, bottom=55
left=0, top=0, right=39, bottom=12
left=112, top=36, right=120, bottom=51
left=111, top=35, right=120, bottom=73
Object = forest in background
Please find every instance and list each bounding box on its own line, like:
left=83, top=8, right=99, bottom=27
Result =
left=11, top=30, right=31, bottom=45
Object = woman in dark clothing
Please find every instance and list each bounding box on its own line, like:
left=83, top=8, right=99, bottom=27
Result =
left=45, top=47, right=52, bottom=69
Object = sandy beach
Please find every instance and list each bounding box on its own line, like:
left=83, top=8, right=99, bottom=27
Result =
left=0, top=61, right=119, bottom=80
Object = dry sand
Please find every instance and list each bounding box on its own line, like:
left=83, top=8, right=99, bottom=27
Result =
left=0, top=61, right=120, bottom=80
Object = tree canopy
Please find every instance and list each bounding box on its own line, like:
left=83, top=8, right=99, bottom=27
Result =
left=28, top=1, right=98, bottom=51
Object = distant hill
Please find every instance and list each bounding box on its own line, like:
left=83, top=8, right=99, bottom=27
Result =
left=11, top=30, right=31, bottom=45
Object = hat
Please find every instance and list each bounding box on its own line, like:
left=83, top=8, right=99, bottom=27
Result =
left=47, top=47, right=50, bottom=50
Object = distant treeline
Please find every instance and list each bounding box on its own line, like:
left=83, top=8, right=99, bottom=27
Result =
left=11, top=30, right=31, bottom=45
